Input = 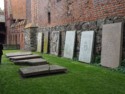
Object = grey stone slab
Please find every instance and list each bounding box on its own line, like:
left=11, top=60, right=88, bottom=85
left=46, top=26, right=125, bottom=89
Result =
left=79, top=31, right=95, bottom=63
left=64, top=31, right=76, bottom=59
left=101, top=22, right=123, bottom=68
left=6, top=52, right=32, bottom=57
left=19, top=65, right=67, bottom=77
left=50, top=31, right=60, bottom=56
left=13, top=58, right=48, bottom=66
left=43, top=32, right=49, bottom=53
left=10, top=55, right=41, bottom=61
left=37, top=32, right=43, bottom=52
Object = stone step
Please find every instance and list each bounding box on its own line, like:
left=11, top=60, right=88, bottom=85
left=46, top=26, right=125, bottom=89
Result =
left=13, top=58, right=48, bottom=66
left=10, top=55, right=41, bottom=61
left=19, top=64, right=67, bottom=77
left=6, top=52, right=32, bottom=57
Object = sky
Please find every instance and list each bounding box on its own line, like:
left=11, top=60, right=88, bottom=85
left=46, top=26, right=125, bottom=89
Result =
left=0, top=0, right=4, bottom=10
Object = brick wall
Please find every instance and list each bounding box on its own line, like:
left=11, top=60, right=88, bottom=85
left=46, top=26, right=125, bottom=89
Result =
left=29, top=0, right=125, bottom=27
left=11, top=0, right=26, bottom=19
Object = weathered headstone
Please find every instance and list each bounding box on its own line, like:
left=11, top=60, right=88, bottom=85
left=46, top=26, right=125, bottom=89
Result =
left=19, top=65, right=67, bottom=77
left=79, top=31, right=95, bottom=63
left=6, top=52, right=32, bottom=57
left=101, top=22, right=123, bottom=68
left=64, top=31, right=76, bottom=59
left=50, top=31, right=60, bottom=56
left=37, top=32, right=43, bottom=52
left=10, top=55, right=41, bottom=61
left=43, top=32, right=49, bottom=53
left=13, top=58, right=48, bottom=66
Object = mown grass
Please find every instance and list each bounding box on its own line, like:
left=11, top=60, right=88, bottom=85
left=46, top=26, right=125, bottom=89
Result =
left=0, top=50, right=125, bottom=94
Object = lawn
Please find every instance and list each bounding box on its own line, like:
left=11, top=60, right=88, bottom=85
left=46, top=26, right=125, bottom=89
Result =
left=0, top=50, right=125, bottom=94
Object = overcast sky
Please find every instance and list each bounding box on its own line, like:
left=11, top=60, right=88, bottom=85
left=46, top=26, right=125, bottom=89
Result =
left=0, top=0, right=4, bottom=10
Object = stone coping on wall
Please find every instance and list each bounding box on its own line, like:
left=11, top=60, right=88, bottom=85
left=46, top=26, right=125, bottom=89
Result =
left=25, top=23, right=38, bottom=29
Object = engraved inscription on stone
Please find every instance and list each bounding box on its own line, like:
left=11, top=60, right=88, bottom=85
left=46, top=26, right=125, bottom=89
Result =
left=64, top=31, right=76, bottom=59
left=43, top=32, right=49, bottom=53
left=50, top=31, right=60, bottom=56
left=79, top=31, right=95, bottom=63
left=37, top=32, right=43, bottom=52
left=101, top=22, right=123, bottom=68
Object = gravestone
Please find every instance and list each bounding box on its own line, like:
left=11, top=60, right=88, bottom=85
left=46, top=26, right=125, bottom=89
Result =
left=37, top=32, right=43, bottom=52
left=6, top=52, right=32, bottom=57
left=79, top=31, right=95, bottom=63
left=50, top=31, right=60, bottom=56
left=64, top=31, right=76, bottom=59
left=101, top=22, right=123, bottom=68
left=19, top=65, right=67, bottom=77
left=13, top=58, right=48, bottom=66
left=43, top=32, right=49, bottom=53
left=10, top=55, right=41, bottom=61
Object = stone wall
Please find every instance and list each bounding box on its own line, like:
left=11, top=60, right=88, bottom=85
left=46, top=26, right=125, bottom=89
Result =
left=38, top=16, right=125, bottom=60
left=24, top=27, right=37, bottom=51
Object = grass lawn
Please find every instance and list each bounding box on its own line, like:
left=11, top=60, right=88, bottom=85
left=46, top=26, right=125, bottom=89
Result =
left=0, top=50, right=125, bottom=94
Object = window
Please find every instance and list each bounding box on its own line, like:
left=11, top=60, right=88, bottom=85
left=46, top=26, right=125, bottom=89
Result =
left=48, top=12, right=51, bottom=24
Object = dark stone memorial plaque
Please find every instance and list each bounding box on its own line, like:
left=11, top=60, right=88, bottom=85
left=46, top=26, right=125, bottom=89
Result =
left=10, top=55, right=41, bottom=61
left=19, top=65, right=67, bottom=77
left=13, top=58, right=48, bottom=66
left=50, top=31, right=60, bottom=56
left=6, top=52, right=32, bottom=57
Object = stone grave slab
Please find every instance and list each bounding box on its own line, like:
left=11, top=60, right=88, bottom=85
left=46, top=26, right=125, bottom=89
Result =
left=13, top=58, right=48, bottom=66
left=64, top=31, right=76, bottom=59
left=43, top=32, right=49, bottom=53
left=10, top=55, right=41, bottom=61
left=6, top=52, right=32, bottom=57
left=50, top=31, right=60, bottom=56
left=101, top=22, right=123, bottom=68
left=19, top=65, right=67, bottom=77
left=79, top=31, right=95, bottom=63
left=37, top=32, right=43, bottom=52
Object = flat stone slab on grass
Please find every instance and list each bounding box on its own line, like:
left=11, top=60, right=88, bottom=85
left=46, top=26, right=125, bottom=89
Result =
left=19, top=65, right=67, bottom=77
left=13, top=58, right=48, bottom=66
left=6, top=52, right=32, bottom=57
left=10, top=55, right=41, bottom=61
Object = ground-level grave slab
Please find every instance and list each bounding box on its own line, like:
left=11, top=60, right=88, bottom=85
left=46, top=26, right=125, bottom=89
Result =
left=6, top=52, right=32, bottom=57
left=64, top=31, right=76, bottom=59
left=37, top=32, right=43, bottom=52
left=50, top=31, right=60, bottom=56
left=19, top=64, right=67, bottom=77
left=79, top=31, right=95, bottom=63
left=101, top=22, right=123, bottom=68
left=13, top=58, right=48, bottom=66
left=10, top=55, right=41, bottom=61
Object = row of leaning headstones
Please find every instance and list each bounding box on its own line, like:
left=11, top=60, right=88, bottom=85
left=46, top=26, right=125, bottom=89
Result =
left=37, top=22, right=123, bottom=68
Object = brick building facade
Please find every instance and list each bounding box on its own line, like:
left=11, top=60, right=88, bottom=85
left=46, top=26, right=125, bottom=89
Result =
left=5, top=0, right=26, bottom=49
left=5, top=0, right=125, bottom=55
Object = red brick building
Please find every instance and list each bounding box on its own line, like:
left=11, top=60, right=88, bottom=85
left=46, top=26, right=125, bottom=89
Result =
left=5, top=0, right=125, bottom=53
left=5, top=0, right=26, bottom=49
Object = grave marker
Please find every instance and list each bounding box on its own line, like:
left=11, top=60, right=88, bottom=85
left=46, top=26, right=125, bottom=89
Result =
left=101, top=22, right=123, bottom=68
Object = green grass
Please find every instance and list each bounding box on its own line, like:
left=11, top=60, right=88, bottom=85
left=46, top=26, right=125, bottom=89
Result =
left=0, top=50, right=125, bottom=94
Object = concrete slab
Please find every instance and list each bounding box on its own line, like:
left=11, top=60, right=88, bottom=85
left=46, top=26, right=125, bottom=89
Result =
left=19, top=65, right=67, bottom=77
left=10, top=55, right=41, bottom=61
left=13, top=58, right=48, bottom=66
left=43, top=32, right=49, bottom=53
left=6, top=52, right=32, bottom=57
left=37, top=32, right=43, bottom=52
left=101, top=22, right=123, bottom=68
left=50, top=31, right=60, bottom=56
left=64, top=31, right=76, bottom=59
left=79, top=31, right=95, bottom=63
